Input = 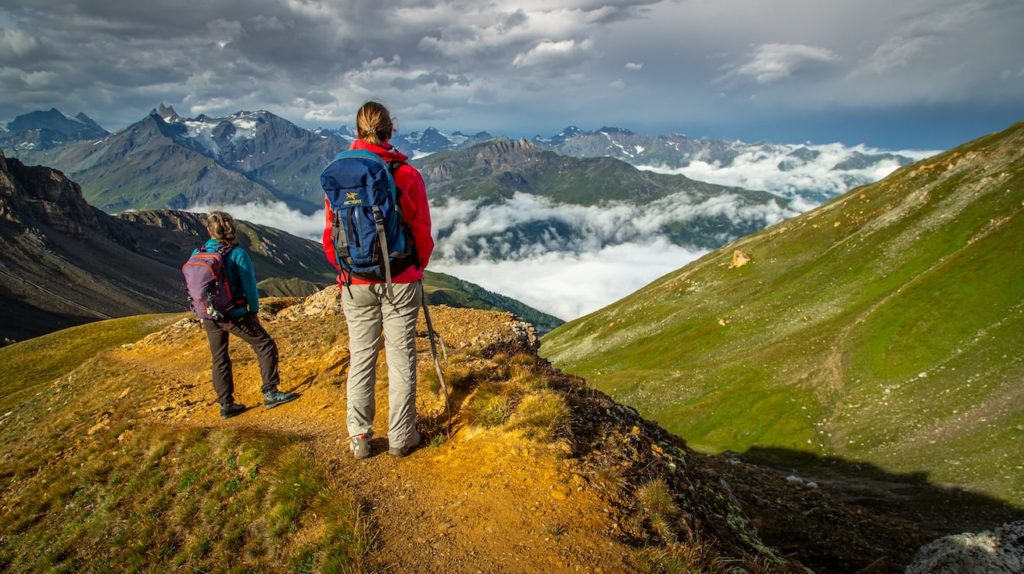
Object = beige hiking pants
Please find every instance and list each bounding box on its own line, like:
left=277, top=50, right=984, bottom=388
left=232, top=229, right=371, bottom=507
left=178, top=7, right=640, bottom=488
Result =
left=342, top=281, right=422, bottom=446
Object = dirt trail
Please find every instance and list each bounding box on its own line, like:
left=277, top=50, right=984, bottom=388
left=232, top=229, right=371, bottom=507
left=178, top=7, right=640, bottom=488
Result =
left=115, top=298, right=634, bottom=573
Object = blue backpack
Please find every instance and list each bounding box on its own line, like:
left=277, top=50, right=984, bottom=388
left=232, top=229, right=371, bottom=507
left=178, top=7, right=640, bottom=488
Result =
left=320, top=150, right=416, bottom=292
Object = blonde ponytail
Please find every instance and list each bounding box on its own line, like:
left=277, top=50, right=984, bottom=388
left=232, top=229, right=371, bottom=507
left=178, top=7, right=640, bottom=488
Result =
left=356, top=101, right=394, bottom=145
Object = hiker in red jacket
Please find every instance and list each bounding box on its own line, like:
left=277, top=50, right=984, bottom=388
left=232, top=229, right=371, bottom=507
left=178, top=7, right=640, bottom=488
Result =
left=322, top=101, right=434, bottom=459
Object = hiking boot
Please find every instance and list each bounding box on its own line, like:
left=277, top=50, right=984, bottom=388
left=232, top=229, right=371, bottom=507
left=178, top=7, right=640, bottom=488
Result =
left=263, top=390, right=299, bottom=409
left=350, top=433, right=371, bottom=460
left=388, top=430, right=422, bottom=457
left=220, top=402, right=246, bottom=419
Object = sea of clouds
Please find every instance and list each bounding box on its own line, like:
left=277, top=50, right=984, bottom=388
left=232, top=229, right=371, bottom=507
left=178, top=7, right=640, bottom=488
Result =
left=433, top=239, right=706, bottom=319
left=431, top=191, right=794, bottom=260
left=637, top=142, right=938, bottom=201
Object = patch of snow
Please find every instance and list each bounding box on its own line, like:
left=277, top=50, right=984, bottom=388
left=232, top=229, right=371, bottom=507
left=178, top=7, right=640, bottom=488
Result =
left=442, top=130, right=467, bottom=146
left=229, top=117, right=258, bottom=141
left=183, top=120, right=220, bottom=157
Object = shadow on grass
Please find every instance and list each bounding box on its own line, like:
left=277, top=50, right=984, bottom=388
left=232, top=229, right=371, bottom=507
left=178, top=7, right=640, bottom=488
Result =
left=741, top=446, right=1023, bottom=532
left=709, top=446, right=1024, bottom=574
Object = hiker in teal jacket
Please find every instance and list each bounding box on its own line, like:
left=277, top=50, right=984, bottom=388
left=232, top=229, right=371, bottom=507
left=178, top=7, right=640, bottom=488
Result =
left=198, top=236, right=261, bottom=320
left=198, top=211, right=299, bottom=418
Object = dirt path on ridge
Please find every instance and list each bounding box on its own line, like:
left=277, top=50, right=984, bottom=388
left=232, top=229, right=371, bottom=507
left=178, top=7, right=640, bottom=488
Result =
left=113, top=305, right=634, bottom=573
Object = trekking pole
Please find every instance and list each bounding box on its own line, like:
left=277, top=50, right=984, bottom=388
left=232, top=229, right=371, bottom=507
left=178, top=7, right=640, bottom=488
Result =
left=420, top=288, right=452, bottom=436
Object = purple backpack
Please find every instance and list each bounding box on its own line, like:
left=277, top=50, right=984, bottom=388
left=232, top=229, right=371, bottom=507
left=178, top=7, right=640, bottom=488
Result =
left=182, top=245, right=240, bottom=321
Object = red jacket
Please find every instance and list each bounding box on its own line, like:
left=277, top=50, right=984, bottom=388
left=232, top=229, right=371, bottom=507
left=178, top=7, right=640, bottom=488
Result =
left=322, top=139, right=434, bottom=286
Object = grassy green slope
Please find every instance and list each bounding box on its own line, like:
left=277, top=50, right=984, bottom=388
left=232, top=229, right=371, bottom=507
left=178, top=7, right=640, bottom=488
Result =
left=541, top=121, right=1024, bottom=504
left=0, top=315, right=365, bottom=572
left=0, top=314, right=180, bottom=403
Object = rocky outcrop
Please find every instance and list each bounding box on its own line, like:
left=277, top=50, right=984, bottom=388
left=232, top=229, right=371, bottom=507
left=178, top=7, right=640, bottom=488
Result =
left=906, top=521, right=1024, bottom=574
left=474, top=137, right=541, bottom=173
left=0, top=148, right=100, bottom=237
left=117, top=209, right=206, bottom=237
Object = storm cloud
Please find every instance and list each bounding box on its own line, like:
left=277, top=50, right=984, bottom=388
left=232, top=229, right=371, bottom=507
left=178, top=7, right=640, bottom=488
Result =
left=1, top=0, right=1021, bottom=148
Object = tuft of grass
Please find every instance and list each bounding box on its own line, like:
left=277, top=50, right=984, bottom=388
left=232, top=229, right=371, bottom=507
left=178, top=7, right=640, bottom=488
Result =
left=636, top=479, right=681, bottom=544
left=635, top=543, right=727, bottom=574
left=545, top=523, right=568, bottom=539
left=592, top=464, right=627, bottom=495
left=441, top=358, right=497, bottom=392
left=463, top=382, right=522, bottom=428
left=509, top=391, right=570, bottom=441
left=636, top=479, right=679, bottom=519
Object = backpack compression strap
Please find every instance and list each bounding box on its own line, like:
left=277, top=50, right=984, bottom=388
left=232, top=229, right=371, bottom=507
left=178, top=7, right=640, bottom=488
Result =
left=371, top=205, right=394, bottom=299
left=330, top=209, right=354, bottom=297
left=376, top=160, right=408, bottom=300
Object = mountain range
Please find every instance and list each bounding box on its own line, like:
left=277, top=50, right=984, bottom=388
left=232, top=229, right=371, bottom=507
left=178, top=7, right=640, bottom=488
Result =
left=541, top=120, right=1024, bottom=505
left=0, top=150, right=560, bottom=342
left=9, top=106, right=341, bottom=213
left=4, top=105, right=925, bottom=212
left=0, top=108, right=108, bottom=152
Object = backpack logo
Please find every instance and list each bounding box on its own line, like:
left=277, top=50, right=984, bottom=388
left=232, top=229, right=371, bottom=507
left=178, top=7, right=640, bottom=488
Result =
left=181, top=245, right=242, bottom=321
left=320, top=150, right=416, bottom=290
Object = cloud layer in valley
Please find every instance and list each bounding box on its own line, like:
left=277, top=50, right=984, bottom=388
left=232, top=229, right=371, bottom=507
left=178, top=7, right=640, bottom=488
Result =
left=431, top=192, right=794, bottom=259
left=638, top=143, right=939, bottom=202
left=432, top=240, right=706, bottom=320
left=1, top=0, right=1021, bottom=148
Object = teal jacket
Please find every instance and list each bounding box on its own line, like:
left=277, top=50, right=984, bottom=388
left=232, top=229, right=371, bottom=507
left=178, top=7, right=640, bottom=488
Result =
left=200, top=239, right=259, bottom=319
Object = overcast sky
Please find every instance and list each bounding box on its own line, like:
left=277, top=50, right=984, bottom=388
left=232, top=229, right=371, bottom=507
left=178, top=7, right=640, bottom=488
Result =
left=1, top=0, right=1022, bottom=148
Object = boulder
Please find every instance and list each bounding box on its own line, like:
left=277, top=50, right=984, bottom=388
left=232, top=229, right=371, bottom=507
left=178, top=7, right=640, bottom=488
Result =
left=730, top=250, right=751, bottom=268
left=906, top=520, right=1024, bottom=574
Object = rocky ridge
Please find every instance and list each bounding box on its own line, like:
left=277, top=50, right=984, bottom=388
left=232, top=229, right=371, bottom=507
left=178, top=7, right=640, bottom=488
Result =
left=0, top=149, right=184, bottom=340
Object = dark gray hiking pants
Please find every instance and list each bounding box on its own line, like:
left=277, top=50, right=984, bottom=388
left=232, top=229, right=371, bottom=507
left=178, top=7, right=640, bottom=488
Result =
left=203, top=313, right=280, bottom=405
left=342, top=281, right=422, bottom=446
